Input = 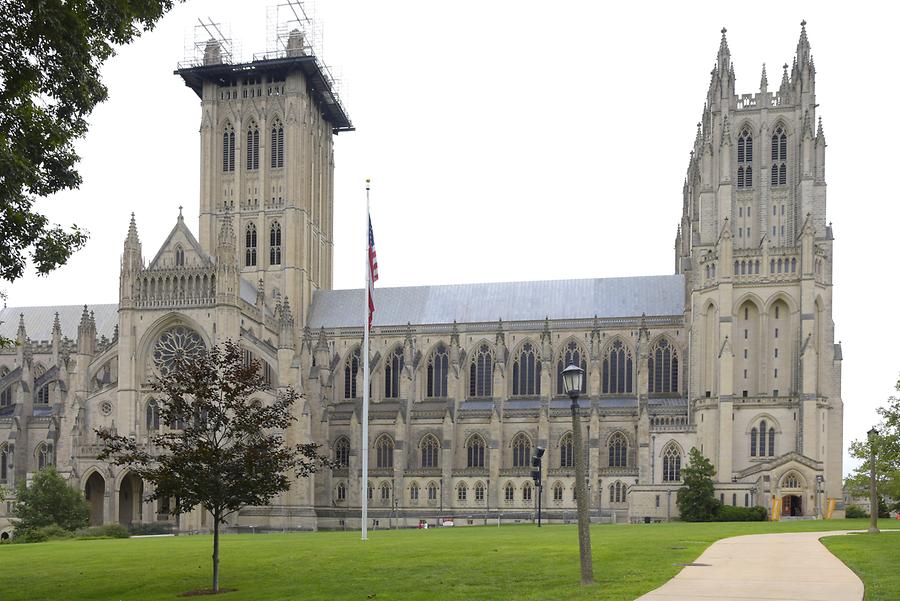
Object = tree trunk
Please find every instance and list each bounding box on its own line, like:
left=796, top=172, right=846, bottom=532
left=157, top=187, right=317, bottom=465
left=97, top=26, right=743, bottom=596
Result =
left=212, top=514, right=220, bottom=593
left=571, top=400, right=594, bottom=585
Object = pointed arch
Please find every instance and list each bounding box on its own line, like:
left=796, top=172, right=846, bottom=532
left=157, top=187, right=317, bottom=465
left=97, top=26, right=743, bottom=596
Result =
left=601, top=337, right=634, bottom=394
left=374, top=433, right=394, bottom=468
left=384, top=345, right=404, bottom=399
left=145, top=398, right=160, bottom=432
left=269, top=220, right=282, bottom=265
left=511, top=432, right=532, bottom=468
left=780, top=470, right=805, bottom=490
left=343, top=347, right=361, bottom=399
left=559, top=432, right=574, bottom=468
left=737, top=126, right=753, bottom=188
left=222, top=121, right=235, bottom=172
left=607, top=431, right=628, bottom=467
left=648, top=336, right=679, bottom=394
left=270, top=117, right=284, bottom=168
left=334, top=436, right=350, bottom=467
left=556, top=338, right=587, bottom=395
left=35, top=382, right=50, bottom=404
left=468, top=341, right=493, bottom=399
left=35, top=442, right=52, bottom=470
left=465, top=433, right=486, bottom=468
left=420, top=433, right=440, bottom=468
left=474, top=480, right=486, bottom=502
left=661, top=441, right=682, bottom=482
left=409, top=480, right=420, bottom=502
left=504, top=481, right=515, bottom=502
left=245, top=223, right=257, bottom=267
left=552, top=481, right=564, bottom=502
left=511, top=339, right=540, bottom=396
left=770, top=122, right=787, bottom=186
left=456, top=480, right=468, bottom=502
left=426, top=342, right=450, bottom=398
left=246, top=119, right=260, bottom=171
left=0, top=443, right=10, bottom=482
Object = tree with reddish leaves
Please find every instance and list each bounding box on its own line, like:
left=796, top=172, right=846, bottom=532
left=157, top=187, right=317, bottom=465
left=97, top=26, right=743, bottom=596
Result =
left=97, top=340, right=331, bottom=594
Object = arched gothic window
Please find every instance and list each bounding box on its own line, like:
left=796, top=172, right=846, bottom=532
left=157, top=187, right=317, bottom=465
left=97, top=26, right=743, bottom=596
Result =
left=426, top=344, right=449, bottom=398
left=375, top=434, right=394, bottom=469
left=245, top=224, right=257, bottom=267
left=522, top=481, right=533, bottom=502
left=469, top=343, right=493, bottom=398
left=174, top=245, right=185, bottom=267
left=410, top=482, right=419, bottom=501
left=511, top=433, right=531, bottom=468
left=648, top=338, right=679, bottom=394
left=146, top=400, right=160, bottom=431
left=246, top=121, right=259, bottom=171
left=35, top=384, right=49, bottom=404
left=771, top=125, right=787, bottom=186
left=737, top=128, right=753, bottom=188
left=0, top=386, right=11, bottom=408
left=609, top=481, right=627, bottom=503
left=222, top=123, right=235, bottom=172
left=343, top=348, right=360, bottom=399
left=662, top=443, right=682, bottom=482
left=427, top=481, right=437, bottom=501
left=36, top=443, right=51, bottom=470
left=466, top=434, right=486, bottom=468
left=474, top=481, right=485, bottom=502
left=336, top=482, right=346, bottom=501
left=512, top=341, right=540, bottom=396
left=559, top=433, right=574, bottom=468
left=602, top=339, right=634, bottom=394
left=552, top=482, right=563, bottom=501
left=334, top=437, right=350, bottom=467
left=504, top=482, right=514, bottom=501
left=782, top=472, right=800, bottom=489
left=608, top=432, right=628, bottom=467
left=420, top=434, right=439, bottom=469
left=384, top=346, right=404, bottom=399
left=367, top=482, right=373, bottom=500
left=457, top=482, right=467, bottom=502
left=752, top=419, right=776, bottom=457
left=557, top=341, right=587, bottom=395
left=380, top=481, right=391, bottom=502
left=270, top=119, right=284, bottom=168
left=0, top=444, right=8, bottom=482
left=269, top=221, right=282, bottom=265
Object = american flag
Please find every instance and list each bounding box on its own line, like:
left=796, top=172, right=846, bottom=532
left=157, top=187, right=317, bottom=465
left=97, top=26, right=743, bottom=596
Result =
left=368, top=214, right=378, bottom=328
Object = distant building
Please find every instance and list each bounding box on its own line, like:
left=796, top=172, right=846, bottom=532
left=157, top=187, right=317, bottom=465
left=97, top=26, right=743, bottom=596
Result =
left=0, top=22, right=843, bottom=536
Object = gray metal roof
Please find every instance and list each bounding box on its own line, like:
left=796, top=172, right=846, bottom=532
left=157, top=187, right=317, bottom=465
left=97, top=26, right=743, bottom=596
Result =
left=308, top=274, right=685, bottom=329
left=0, top=304, right=119, bottom=342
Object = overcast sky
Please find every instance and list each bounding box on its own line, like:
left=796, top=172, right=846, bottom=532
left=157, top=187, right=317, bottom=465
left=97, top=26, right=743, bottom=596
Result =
left=4, top=1, right=899, bottom=476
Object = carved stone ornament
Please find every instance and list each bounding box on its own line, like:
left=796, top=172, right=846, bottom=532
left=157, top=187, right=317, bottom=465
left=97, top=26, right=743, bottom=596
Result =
left=152, top=326, right=206, bottom=375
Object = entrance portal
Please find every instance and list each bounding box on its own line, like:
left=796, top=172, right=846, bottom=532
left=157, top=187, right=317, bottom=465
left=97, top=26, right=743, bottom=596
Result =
left=118, top=473, right=143, bottom=527
left=781, top=494, right=802, bottom=517
left=84, top=472, right=106, bottom=526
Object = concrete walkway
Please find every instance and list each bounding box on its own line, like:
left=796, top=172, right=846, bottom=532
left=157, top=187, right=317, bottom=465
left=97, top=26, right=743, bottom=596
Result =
left=636, top=530, right=864, bottom=601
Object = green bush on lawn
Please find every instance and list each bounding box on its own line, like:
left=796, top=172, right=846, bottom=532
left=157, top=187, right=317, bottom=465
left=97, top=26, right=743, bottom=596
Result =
left=713, top=505, right=767, bottom=522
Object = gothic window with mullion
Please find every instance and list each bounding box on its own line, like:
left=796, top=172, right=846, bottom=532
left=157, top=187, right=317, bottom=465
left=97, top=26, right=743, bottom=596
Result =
left=770, top=124, right=787, bottom=186
left=222, top=123, right=235, bottom=172
left=245, top=223, right=257, bottom=267
left=511, top=433, right=531, bottom=468
left=384, top=346, right=404, bottom=399
left=269, top=221, right=282, bottom=265
left=648, top=338, right=679, bottom=394
left=466, top=434, right=486, bottom=468
left=343, top=348, right=360, bottom=399
left=468, top=343, right=493, bottom=399
left=270, top=119, right=284, bottom=169
left=374, top=434, right=394, bottom=469
left=420, top=434, right=439, bottom=469
left=246, top=121, right=259, bottom=171
left=662, top=442, right=682, bottom=482
left=512, top=341, right=540, bottom=396
left=334, top=437, right=350, bottom=468
left=608, top=432, right=628, bottom=467
left=426, top=344, right=449, bottom=398
left=559, top=432, right=574, bottom=468
left=736, top=127, right=753, bottom=189
left=602, top=339, right=634, bottom=394
left=556, top=341, right=587, bottom=395
left=750, top=418, right=776, bottom=457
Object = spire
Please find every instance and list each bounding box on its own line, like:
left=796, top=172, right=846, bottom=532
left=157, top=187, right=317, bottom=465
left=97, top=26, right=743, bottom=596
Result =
left=52, top=312, right=61, bottom=337
left=760, top=63, right=768, bottom=92
left=122, top=213, right=142, bottom=272
left=717, top=27, right=730, bottom=71
left=16, top=313, right=26, bottom=343
left=816, top=116, right=825, bottom=141
left=125, top=213, right=140, bottom=247
left=79, top=305, right=91, bottom=330
left=796, top=20, right=811, bottom=67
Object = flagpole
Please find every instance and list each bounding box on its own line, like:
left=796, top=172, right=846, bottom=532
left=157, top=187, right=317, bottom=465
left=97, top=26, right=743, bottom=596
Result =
left=361, top=178, right=371, bottom=541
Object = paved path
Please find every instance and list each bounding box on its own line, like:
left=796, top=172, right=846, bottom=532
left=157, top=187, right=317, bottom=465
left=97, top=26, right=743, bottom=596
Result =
left=636, top=530, right=864, bottom=601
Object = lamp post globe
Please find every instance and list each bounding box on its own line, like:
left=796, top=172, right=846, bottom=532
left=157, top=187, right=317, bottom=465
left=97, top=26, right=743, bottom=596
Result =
left=562, top=363, right=585, bottom=399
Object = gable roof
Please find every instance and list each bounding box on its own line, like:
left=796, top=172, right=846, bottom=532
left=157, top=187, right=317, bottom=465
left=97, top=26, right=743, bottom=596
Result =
left=148, top=215, right=212, bottom=269
left=308, top=274, right=685, bottom=329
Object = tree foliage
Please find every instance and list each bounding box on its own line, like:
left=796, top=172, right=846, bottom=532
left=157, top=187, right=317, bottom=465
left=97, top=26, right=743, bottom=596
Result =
left=676, top=447, right=720, bottom=522
left=97, top=340, right=332, bottom=593
left=847, top=376, right=900, bottom=503
left=12, top=466, right=89, bottom=538
left=0, top=0, right=181, bottom=288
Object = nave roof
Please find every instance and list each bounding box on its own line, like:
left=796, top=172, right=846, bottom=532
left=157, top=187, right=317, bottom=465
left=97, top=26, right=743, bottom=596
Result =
left=0, top=304, right=118, bottom=342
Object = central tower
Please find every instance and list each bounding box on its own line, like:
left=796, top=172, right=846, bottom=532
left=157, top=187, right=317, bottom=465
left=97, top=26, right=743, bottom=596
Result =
left=176, top=30, right=352, bottom=329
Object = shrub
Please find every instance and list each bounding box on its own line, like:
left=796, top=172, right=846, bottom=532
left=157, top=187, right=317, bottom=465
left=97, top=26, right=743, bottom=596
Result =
left=714, top=505, right=767, bottom=522
left=76, top=524, right=129, bottom=539
left=845, top=505, right=868, bottom=519
left=128, top=521, right=173, bottom=536
left=14, top=524, right=76, bottom=544
left=12, top=467, right=89, bottom=539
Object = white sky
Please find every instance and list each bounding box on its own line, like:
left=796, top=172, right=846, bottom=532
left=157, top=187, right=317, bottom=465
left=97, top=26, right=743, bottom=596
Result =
left=4, top=1, right=899, bottom=477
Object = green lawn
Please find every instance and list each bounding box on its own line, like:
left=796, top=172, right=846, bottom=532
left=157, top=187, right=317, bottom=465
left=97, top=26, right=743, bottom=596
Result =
left=0, top=519, right=878, bottom=601
left=822, top=529, right=900, bottom=601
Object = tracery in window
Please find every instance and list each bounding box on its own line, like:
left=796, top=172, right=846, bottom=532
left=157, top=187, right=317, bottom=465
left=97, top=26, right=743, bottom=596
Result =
left=384, top=346, right=404, bottom=399
left=146, top=399, right=160, bottom=431
left=557, top=341, right=587, bottom=395
left=380, top=481, right=391, bottom=502
left=375, top=434, right=394, bottom=468
left=222, top=123, right=235, bottom=172
left=334, top=437, right=350, bottom=467
left=245, top=223, right=257, bottom=267
left=420, top=434, right=439, bottom=469
left=152, top=326, right=206, bottom=376
left=504, top=482, right=515, bottom=501
left=174, top=245, right=185, bottom=267
left=751, top=418, right=776, bottom=457
left=246, top=121, right=260, bottom=171
left=426, top=343, right=449, bottom=398
left=770, top=124, right=787, bottom=186
left=36, top=443, right=51, bottom=470
left=602, top=339, right=634, bottom=394
left=427, top=481, right=437, bottom=501
left=608, top=432, right=628, bottom=467
left=466, top=434, right=486, bottom=468
left=737, top=127, right=753, bottom=189
left=522, top=481, right=533, bottom=502
left=648, top=338, right=679, bottom=393
left=662, top=442, right=682, bottom=482
left=410, top=481, right=419, bottom=501
left=552, top=482, right=563, bottom=501
left=475, top=481, right=485, bottom=502
left=344, top=348, right=360, bottom=399
left=270, top=119, right=284, bottom=169
left=457, top=482, right=467, bottom=501
left=269, top=221, right=282, bottom=265
left=35, top=383, right=49, bottom=404
left=782, top=471, right=802, bottom=489
left=468, top=343, right=493, bottom=398
left=512, top=341, right=540, bottom=396
left=511, top=433, right=531, bottom=468
left=1, top=386, right=13, bottom=408
left=559, top=432, right=574, bottom=468
left=336, top=482, right=346, bottom=501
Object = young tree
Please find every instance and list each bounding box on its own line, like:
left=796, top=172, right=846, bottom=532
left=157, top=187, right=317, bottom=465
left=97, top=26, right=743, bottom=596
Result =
left=847, top=376, right=900, bottom=503
left=12, top=466, right=89, bottom=537
left=97, top=341, right=332, bottom=594
left=676, top=447, right=720, bottom=522
left=0, top=0, right=181, bottom=322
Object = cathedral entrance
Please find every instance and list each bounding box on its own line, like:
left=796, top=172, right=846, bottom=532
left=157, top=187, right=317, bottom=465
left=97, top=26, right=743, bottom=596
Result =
left=781, top=494, right=802, bottom=517
left=84, top=472, right=106, bottom=526
left=118, top=473, right=143, bottom=527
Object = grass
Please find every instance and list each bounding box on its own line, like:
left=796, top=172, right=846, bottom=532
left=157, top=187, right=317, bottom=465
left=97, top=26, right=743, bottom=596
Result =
left=821, top=529, right=900, bottom=601
left=0, top=519, right=877, bottom=601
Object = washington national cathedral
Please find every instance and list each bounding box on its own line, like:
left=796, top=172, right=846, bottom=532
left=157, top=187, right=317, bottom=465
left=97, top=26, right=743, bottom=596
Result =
left=0, top=22, right=844, bottom=536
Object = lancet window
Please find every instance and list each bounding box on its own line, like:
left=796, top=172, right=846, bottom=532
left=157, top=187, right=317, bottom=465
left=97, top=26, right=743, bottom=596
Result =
left=426, top=344, right=449, bottom=398
left=222, top=123, right=235, bottom=172
left=602, top=339, right=634, bottom=394
left=751, top=418, right=776, bottom=457
left=737, top=127, right=753, bottom=188
left=245, top=223, right=257, bottom=267
left=146, top=400, right=160, bottom=431
left=271, top=119, right=284, bottom=168
left=375, top=434, right=394, bottom=469
left=511, top=433, right=531, bottom=468
left=420, top=434, right=439, bottom=469
left=384, top=346, right=404, bottom=399
left=556, top=341, right=587, bottom=395
left=246, top=121, right=260, bottom=171
left=662, top=442, right=682, bottom=482
left=771, top=125, right=787, bottom=186
left=468, top=343, right=493, bottom=398
left=512, top=341, right=540, bottom=396
left=559, top=433, right=574, bottom=468
left=466, top=434, right=486, bottom=468
left=608, top=432, right=628, bottom=467
left=334, top=437, right=350, bottom=467
left=343, top=348, right=360, bottom=399
left=648, top=338, right=679, bottom=394
left=269, top=221, right=282, bottom=265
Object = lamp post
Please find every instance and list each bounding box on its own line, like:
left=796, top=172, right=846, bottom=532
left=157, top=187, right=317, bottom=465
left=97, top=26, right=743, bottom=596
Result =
left=562, top=363, right=593, bottom=585
left=868, top=427, right=879, bottom=534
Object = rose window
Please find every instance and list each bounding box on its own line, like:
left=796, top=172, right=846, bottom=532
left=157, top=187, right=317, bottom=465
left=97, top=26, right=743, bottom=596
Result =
left=152, top=326, right=206, bottom=375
